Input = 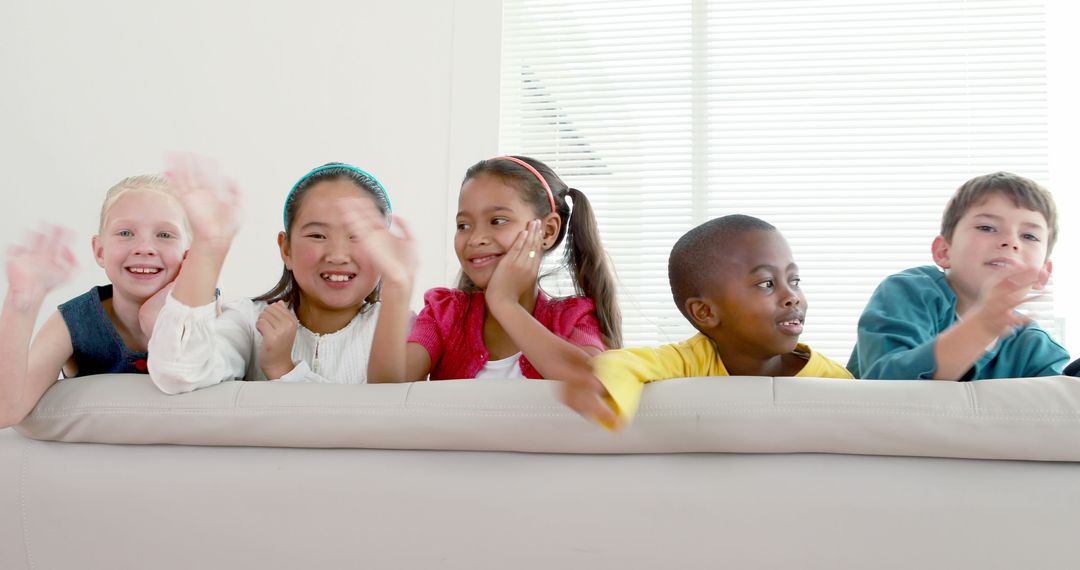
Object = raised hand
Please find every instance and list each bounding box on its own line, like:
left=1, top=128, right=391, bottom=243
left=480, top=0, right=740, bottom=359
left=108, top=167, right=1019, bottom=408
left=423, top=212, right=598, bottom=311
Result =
left=485, top=219, right=544, bottom=307
left=164, top=152, right=243, bottom=246
left=5, top=225, right=78, bottom=303
left=338, top=197, right=417, bottom=291
left=965, top=265, right=1049, bottom=339
left=256, top=301, right=299, bottom=380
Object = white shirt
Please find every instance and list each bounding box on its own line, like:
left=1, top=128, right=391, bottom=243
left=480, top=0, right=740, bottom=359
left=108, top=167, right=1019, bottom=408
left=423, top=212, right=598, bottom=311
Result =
left=473, top=352, right=527, bottom=380
left=148, top=293, right=379, bottom=394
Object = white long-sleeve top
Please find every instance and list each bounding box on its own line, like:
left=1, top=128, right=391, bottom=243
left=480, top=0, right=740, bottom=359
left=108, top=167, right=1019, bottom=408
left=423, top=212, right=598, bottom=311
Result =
left=148, top=292, right=379, bottom=394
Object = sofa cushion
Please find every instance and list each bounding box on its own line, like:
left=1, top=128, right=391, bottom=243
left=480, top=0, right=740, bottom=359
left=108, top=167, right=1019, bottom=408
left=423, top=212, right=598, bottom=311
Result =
left=15, top=374, right=1080, bottom=460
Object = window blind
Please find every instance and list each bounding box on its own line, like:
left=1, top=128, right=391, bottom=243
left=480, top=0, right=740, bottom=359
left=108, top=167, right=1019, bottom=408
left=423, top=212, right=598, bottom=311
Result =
left=500, top=0, right=1055, bottom=363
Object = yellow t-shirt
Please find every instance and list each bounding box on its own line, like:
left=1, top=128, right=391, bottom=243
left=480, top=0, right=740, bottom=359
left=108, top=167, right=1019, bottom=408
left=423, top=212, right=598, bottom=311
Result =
left=595, top=333, right=853, bottom=422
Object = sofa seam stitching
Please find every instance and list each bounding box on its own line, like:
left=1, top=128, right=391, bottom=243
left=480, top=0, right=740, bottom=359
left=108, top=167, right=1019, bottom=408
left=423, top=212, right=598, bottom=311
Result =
left=19, top=437, right=36, bottom=570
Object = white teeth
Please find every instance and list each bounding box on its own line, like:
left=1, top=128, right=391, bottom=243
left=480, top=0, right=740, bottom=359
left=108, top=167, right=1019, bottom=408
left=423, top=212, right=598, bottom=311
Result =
left=321, top=273, right=353, bottom=282
left=128, top=267, right=160, bottom=274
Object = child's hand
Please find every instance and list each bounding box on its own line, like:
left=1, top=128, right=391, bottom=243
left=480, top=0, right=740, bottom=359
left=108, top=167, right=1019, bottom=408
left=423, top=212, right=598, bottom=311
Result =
left=5, top=225, right=78, bottom=303
left=256, top=301, right=299, bottom=380
left=138, top=281, right=177, bottom=338
left=164, top=152, right=243, bottom=247
left=338, top=197, right=417, bottom=292
left=965, top=265, right=1048, bottom=339
left=556, top=352, right=622, bottom=430
left=558, top=370, right=622, bottom=431
left=485, top=219, right=543, bottom=308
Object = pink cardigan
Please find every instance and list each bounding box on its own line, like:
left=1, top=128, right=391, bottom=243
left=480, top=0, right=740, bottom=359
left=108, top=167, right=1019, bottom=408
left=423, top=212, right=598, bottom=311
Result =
left=407, top=287, right=605, bottom=380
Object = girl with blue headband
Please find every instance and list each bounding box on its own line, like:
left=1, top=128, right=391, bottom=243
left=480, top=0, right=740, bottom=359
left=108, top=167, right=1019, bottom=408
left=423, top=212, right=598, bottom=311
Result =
left=148, top=154, right=414, bottom=393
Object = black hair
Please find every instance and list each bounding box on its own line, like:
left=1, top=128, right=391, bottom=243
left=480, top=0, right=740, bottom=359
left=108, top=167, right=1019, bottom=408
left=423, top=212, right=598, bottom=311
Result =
left=253, top=163, right=390, bottom=314
left=668, top=214, right=777, bottom=321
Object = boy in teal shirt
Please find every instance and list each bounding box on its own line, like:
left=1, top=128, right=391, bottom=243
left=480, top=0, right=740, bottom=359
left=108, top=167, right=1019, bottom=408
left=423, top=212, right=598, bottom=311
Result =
left=849, top=172, right=1069, bottom=380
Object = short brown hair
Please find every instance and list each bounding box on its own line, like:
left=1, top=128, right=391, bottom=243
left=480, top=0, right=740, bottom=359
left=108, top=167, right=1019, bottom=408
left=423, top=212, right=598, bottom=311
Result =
left=940, top=172, right=1058, bottom=255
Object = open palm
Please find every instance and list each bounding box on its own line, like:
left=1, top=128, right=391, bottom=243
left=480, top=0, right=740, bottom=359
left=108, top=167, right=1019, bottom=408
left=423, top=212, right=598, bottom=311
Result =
left=6, top=225, right=78, bottom=297
left=165, top=152, right=244, bottom=244
left=340, top=198, right=417, bottom=288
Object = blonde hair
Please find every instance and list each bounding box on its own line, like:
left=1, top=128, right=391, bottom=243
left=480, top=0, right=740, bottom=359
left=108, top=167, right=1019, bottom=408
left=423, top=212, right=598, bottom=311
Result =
left=98, top=174, right=191, bottom=241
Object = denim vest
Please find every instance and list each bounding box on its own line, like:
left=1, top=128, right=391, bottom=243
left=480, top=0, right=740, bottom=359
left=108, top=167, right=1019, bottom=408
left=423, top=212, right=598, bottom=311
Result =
left=57, top=285, right=149, bottom=377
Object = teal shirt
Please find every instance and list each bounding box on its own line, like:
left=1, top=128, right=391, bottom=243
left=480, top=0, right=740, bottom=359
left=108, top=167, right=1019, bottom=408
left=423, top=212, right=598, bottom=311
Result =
left=848, top=266, right=1069, bottom=380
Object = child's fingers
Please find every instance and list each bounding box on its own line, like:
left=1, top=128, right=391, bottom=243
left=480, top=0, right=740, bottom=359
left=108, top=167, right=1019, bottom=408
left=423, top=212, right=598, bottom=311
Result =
left=527, top=219, right=543, bottom=266
left=387, top=215, right=413, bottom=242
left=225, top=178, right=244, bottom=208
left=590, top=396, right=621, bottom=430
left=44, top=224, right=65, bottom=246
left=58, top=246, right=78, bottom=270
left=45, top=226, right=75, bottom=262
left=257, top=307, right=280, bottom=332
left=164, top=152, right=196, bottom=194
left=259, top=310, right=290, bottom=339
left=55, top=225, right=77, bottom=249
left=339, top=198, right=384, bottom=236
left=507, top=227, right=530, bottom=263
left=987, top=267, right=1042, bottom=307
left=269, top=301, right=298, bottom=326
left=1004, top=265, right=1044, bottom=289
left=186, top=154, right=221, bottom=195
left=29, top=229, right=48, bottom=253
left=1033, top=267, right=1051, bottom=291
left=165, top=152, right=225, bottom=198
left=263, top=302, right=289, bottom=325
left=563, top=386, right=620, bottom=430
left=254, top=315, right=270, bottom=336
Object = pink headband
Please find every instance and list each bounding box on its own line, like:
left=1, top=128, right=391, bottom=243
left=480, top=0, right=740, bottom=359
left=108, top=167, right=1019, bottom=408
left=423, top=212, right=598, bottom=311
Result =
left=492, top=156, right=557, bottom=213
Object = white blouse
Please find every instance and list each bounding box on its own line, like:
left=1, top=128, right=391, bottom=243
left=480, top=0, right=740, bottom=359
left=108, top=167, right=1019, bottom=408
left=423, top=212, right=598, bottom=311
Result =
left=148, top=293, right=379, bottom=394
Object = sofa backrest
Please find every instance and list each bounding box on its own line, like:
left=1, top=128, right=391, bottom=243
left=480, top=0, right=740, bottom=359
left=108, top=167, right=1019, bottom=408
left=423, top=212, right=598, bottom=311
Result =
left=15, top=375, right=1080, bottom=461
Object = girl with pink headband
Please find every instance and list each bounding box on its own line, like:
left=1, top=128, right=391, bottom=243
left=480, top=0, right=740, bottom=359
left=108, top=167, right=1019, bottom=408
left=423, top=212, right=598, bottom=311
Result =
left=368, top=155, right=620, bottom=418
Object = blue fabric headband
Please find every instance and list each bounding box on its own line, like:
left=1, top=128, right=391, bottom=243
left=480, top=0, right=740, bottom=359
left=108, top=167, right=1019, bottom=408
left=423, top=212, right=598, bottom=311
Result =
left=284, top=164, right=393, bottom=227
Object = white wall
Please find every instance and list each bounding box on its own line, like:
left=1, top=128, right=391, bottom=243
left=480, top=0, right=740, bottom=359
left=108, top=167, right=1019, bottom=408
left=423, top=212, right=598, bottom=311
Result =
left=1047, top=0, right=1080, bottom=356
left=0, top=0, right=502, bottom=320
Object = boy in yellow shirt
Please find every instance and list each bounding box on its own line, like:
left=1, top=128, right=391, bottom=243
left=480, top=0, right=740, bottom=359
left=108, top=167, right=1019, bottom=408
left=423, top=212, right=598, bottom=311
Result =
left=561, top=214, right=852, bottom=426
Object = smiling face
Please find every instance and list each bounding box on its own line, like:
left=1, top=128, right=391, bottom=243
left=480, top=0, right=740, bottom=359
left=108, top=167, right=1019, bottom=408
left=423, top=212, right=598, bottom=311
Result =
left=93, top=189, right=188, bottom=302
left=280, top=179, right=381, bottom=319
left=695, top=230, right=807, bottom=359
left=454, top=173, right=548, bottom=289
left=932, top=192, right=1051, bottom=308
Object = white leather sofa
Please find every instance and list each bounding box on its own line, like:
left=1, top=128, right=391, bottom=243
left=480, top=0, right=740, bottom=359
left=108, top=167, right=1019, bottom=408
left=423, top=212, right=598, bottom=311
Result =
left=3, top=374, right=1080, bottom=569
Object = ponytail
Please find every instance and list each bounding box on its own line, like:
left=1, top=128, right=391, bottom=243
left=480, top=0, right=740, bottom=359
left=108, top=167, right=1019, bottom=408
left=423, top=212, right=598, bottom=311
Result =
left=563, top=188, right=622, bottom=349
